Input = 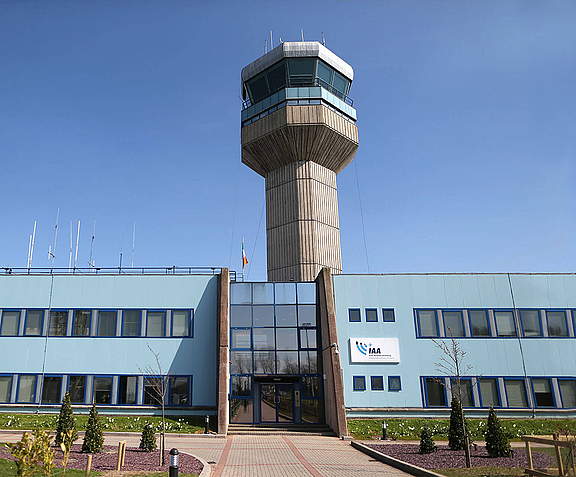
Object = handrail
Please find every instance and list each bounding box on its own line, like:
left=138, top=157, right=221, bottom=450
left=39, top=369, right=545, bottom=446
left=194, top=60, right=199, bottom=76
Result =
left=522, top=434, right=576, bottom=476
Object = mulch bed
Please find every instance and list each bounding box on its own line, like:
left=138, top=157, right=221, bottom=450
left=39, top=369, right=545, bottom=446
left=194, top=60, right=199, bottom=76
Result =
left=1, top=444, right=204, bottom=474
left=367, top=443, right=554, bottom=470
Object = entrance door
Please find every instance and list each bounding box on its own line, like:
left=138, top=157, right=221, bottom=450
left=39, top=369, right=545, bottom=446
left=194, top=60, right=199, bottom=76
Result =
left=260, top=383, right=294, bottom=423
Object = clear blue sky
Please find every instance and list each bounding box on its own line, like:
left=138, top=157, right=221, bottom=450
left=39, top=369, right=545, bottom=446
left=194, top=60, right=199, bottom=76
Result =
left=1, top=1, right=575, bottom=279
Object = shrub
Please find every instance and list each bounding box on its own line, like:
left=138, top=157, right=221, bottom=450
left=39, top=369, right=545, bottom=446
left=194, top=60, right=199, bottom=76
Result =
left=485, top=407, right=511, bottom=457
left=419, top=426, right=437, bottom=454
left=139, top=423, right=157, bottom=452
left=5, top=429, right=55, bottom=477
left=56, top=392, right=78, bottom=446
left=448, top=396, right=468, bottom=451
left=82, top=405, right=104, bottom=453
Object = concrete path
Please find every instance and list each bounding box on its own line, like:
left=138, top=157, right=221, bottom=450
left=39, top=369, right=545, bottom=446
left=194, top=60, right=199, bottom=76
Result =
left=1, top=431, right=412, bottom=476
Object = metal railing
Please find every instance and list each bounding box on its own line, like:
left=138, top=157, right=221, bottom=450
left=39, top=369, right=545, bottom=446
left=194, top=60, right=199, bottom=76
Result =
left=2, top=266, right=237, bottom=281
left=242, top=78, right=353, bottom=110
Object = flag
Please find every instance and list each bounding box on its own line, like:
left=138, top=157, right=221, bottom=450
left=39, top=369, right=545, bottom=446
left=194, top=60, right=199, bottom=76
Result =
left=242, top=238, right=248, bottom=269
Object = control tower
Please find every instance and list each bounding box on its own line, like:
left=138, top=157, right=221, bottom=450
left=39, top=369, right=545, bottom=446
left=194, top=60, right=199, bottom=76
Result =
left=241, top=42, right=358, bottom=281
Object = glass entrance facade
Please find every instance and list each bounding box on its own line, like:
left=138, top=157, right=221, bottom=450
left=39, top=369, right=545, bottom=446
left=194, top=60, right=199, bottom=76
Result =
left=229, top=282, right=324, bottom=424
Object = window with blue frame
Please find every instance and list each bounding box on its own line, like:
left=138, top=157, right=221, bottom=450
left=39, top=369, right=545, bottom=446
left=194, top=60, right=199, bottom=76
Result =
left=469, top=310, right=490, bottom=337
left=232, top=329, right=251, bottom=349
left=41, top=376, right=62, bottom=404
left=1, top=310, right=20, bottom=336
left=94, top=376, right=113, bottom=404
left=443, top=311, right=465, bottom=337
left=147, top=311, right=165, bottom=337
left=17, top=375, right=36, bottom=403
left=479, top=378, right=500, bottom=407
left=559, top=379, right=576, bottom=408
left=24, top=310, right=43, bottom=336
left=451, top=378, right=473, bottom=407
left=231, top=376, right=251, bottom=397
left=365, top=308, right=378, bottom=322
left=49, top=310, right=68, bottom=336
left=348, top=309, right=361, bottom=322
left=73, top=310, right=91, bottom=336
left=172, top=310, right=192, bottom=337
left=424, top=378, right=446, bottom=406
left=98, top=311, right=117, bottom=337
left=68, top=376, right=86, bottom=404
left=547, top=311, right=568, bottom=337
left=504, top=379, right=528, bottom=407
left=388, top=376, right=401, bottom=391
left=532, top=378, right=554, bottom=407
left=122, top=310, right=141, bottom=337
left=371, top=376, right=384, bottom=391
left=0, top=375, right=12, bottom=402
left=118, top=376, right=138, bottom=405
left=520, top=310, right=541, bottom=337
left=417, top=310, right=439, bottom=337
left=169, top=376, right=189, bottom=405
left=353, top=376, right=366, bottom=391
left=382, top=309, right=395, bottom=322
left=495, top=311, right=517, bottom=337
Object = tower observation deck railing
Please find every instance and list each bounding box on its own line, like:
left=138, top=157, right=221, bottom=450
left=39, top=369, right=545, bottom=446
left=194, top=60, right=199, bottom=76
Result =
left=2, top=266, right=237, bottom=281
left=242, top=77, right=353, bottom=110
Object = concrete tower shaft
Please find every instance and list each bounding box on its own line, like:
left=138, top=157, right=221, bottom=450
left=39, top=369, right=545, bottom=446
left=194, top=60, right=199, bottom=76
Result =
left=241, top=42, right=358, bottom=281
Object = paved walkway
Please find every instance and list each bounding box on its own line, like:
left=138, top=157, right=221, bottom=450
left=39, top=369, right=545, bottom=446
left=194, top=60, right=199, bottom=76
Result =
left=1, top=431, right=411, bottom=476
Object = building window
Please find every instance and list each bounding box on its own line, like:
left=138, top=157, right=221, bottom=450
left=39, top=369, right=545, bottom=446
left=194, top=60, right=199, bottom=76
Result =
left=170, top=376, right=189, bottom=405
left=144, top=377, right=164, bottom=405
left=68, top=376, right=86, bottom=403
left=122, top=310, right=141, bottom=336
left=353, top=376, right=366, bottom=391
left=300, top=329, right=317, bottom=349
left=42, top=376, right=62, bottom=404
left=230, top=351, right=253, bottom=374
left=230, top=305, right=251, bottom=327
left=299, top=350, right=318, bottom=374
left=547, top=311, right=568, bottom=337
left=118, top=376, right=137, bottom=405
left=383, top=309, right=395, bottom=322
left=348, top=308, right=361, bottom=323
left=366, top=309, right=378, bottom=322
left=252, top=305, right=274, bottom=327
left=17, top=375, right=36, bottom=403
left=25, top=310, right=43, bottom=336
left=73, top=310, right=91, bottom=336
left=231, top=329, right=251, bottom=349
left=276, top=328, right=298, bottom=350
left=253, top=328, right=274, bottom=350
left=1, top=311, right=20, bottom=336
left=469, top=310, right=490, bottom=337
left=172, top=310, right=191, bottom=337
left=0, top=376, right=12, bottom=402
left=532, top=378, right=554, bottom=407
left=253, top=351, right=275, bottom=374
left=425, top=378, right=446, bottom=406
left=494, top=311, right=517, bottom=337
left=98, top=311, right=117, bottom=337
left=389, top=376, right=402, bottom=391
left=479, top=378, right=500, bottom=407
left=417, top=310, right=439, bottom=337
left=302, top=376, right=321, bottom=397
left=520, top=310, right=541, bottom=337
left=93, top=377, right=113, bottom=404
left=297, top=304, right=317, bottom=326
left=451, top=378, right=473, bottom=407
left=443, top=311, right=465, bottom=337
left=147, top=311, right=165, bottom=337
left=231, top=376, right=251, bottom=397
left=276, top=351, right=298, bottom=374
left=504, top=379, right=528, bottom=407
left=371, top=376, right=384, bottom=391
left=276, top=305, right=297, bottom=326
left=49, top=310, right=68, bottom=336
left=559, top=380, right=576, bottom=408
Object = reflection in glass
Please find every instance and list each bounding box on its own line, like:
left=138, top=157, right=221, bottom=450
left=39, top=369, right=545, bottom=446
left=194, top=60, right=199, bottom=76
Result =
left=68, top=376, right=85, bottom=403
left=300, top=351, right=318, bottom=374
left=469, top=310, right=489, bottom=336
left=144, top=377, right=163, bottom=405
left=25, top=310, right=43, bottom=336
left=254, top=351, right=276, bottom=374
left=230, top=283, right=251, bottom=304
left=119, top=376, right=137, bottom=405
left=520, top=310, right=541, bottom=336
left=298, top=305, right=316, bottom=326
left=276, top=328, right=298, bottom=350
left=253, top=329, right=274, bottom=350
left=230, top=306, right=251, bottom=327
left=49, top=311, right=68, bottom=336
left=42, top=376, right=61, bottom=404
left=277, top=383, right=293, bottom=422
left=73, top=310, right=91, bottom=336
left=444, top=311, right=465, bottom=337
left=451, top=379, right=473, bottom=407
left=425, top=378, right=445, bottom=406
left=232, top=376, right=251, bottom=396
left=231, top=329, right=251, bottom=349
left=274, top=283, right=296, bottom=304
left=253, top=306, right=274, bottom=327
left=301, top=399, right=323, bottom=423
left=495, top=312, right=516, bottom=337
left=17, top=375, right=36, bottom=403
left=253, top=283, right=274, bottom=304
left=172, top=311, right=190, bottom=337
left=300, top=329, right=317, bottom=349
left=94, top=377, right=113, bottom=404
left=276, top=306, right=297, bottom=326
left=297, top=283, right=316, bottom=304
left=302, top=376, right=321, bottom=397
left=231, top=399, right=253, bottom=423
left=547, top=311, right=568, bottom=337
left=231, top=351, right=252, bottom=374
left=170, top=377, right=189, bottom=405
left=533, top=379, right=554, bottom=407
left=276, top=351, right=299, bottom=374
left=147, top=312, right=165, bottom=337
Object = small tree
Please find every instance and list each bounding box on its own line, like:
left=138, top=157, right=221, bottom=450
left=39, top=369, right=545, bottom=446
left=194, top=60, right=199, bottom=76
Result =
left=56, top=392, right=78, bottom=446
left=5, top=429, right=55, bottom=477
left=139, top=423, right=157, bottom=452
left=82, top=404, right=104, bottom=453
left=419, top=427, right=437, bottom=454
left=485, top=407, right=511, bottom=457
left=448, top=396, right=468, bottom=450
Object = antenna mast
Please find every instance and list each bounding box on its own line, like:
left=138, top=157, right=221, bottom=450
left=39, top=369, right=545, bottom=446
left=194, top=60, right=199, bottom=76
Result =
left=48, top=208, right=59, bottom=271
left=88, top=220, right=96, bottom=272
left=68, top=222, right=73, bottom=273
left=74, top=220, right=80, bottom=272
left=131, top=221, right=136, bottom=268
left=27, top=221, right=37, bottom=273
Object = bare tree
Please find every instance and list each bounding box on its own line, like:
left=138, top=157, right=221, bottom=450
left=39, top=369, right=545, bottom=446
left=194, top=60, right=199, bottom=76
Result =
left=432, top=332, right=474, bottom=468
left=138, top=344, right=170, bottom=466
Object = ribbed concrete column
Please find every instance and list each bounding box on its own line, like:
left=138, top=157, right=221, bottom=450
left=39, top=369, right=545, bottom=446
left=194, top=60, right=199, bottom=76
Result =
left=316, top=267, right=348, bottom=438
left=217, top=268, right=230, bottom=435
left=266, top=161, right=342, bottom=282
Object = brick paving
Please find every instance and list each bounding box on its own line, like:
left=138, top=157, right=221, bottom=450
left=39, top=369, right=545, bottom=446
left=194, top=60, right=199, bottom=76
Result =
left=1, top=431, right=411, bottom=476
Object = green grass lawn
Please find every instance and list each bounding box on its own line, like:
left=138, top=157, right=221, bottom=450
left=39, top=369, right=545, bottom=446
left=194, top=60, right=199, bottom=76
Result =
left=0, top=413, right=213, bottom=434
left=348, top=417, right=576, bottom=441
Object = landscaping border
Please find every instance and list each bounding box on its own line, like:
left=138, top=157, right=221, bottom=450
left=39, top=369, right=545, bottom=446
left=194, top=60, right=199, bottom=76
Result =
left=351, top=441, right=445, bottom=477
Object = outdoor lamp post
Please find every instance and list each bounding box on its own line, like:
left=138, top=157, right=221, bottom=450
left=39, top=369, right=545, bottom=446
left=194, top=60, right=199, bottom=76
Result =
left=205, top=415, right=210, bottom=434
left=381, top=421, right=387, bottom=440
left=169, top=448, right=179, bottom=477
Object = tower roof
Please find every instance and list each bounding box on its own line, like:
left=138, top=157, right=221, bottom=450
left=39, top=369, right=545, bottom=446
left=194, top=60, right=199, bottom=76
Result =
left=241, top=41, right=354, bottom=83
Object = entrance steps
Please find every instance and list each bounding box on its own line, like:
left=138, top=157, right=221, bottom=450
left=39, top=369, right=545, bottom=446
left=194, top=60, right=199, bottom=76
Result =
left=228, top=423, right=336, bottom=436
